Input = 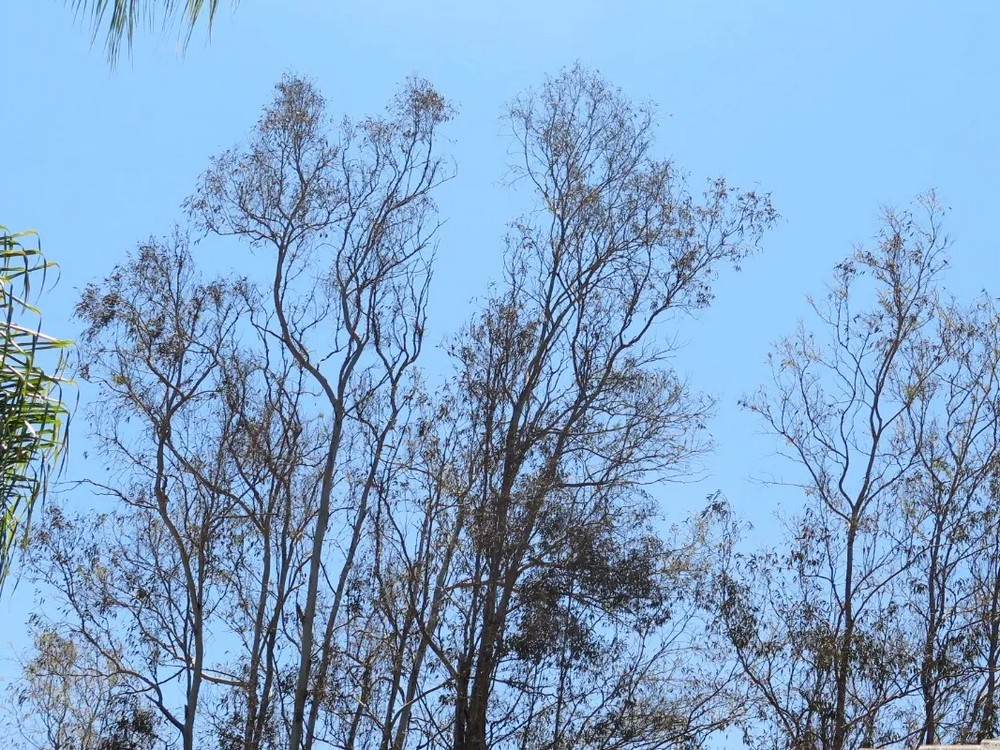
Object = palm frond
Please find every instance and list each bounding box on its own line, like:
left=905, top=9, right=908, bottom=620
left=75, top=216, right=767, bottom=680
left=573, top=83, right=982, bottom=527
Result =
left=0, top=227, right=73, bottom=589
left=67, top=0, right=234, bottom=64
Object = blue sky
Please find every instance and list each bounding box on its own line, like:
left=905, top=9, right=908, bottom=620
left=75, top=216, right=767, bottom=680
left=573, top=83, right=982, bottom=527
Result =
left=2, top=0, right=998, bottom=717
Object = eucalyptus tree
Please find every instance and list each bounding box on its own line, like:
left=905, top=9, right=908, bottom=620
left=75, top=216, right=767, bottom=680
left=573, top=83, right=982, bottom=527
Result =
left=254, top=66, right=776, bottom=750
left=6, top=629, right=114, bottom=750
left=34, top=70, right=451, bottom=750
left=188, top=72, right=451, bottom=750
left=716, top=196, right=1000, bottom=750
left=964, top=474, right=1000, bottom=742
left=411, top=66, right=776, bottom=750
left=4, top=627, right=159, bottom=750
left=47, top=239, right=258, bottom=750
left=896, top=295, right=1000, bottom=745
left=28, top=67, right=776, bottom=750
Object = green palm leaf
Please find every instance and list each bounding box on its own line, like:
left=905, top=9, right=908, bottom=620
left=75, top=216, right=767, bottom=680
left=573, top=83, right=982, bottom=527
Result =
left=67, top=0, right=234, bottom=63
left=0, top=227, right=72, bottom=589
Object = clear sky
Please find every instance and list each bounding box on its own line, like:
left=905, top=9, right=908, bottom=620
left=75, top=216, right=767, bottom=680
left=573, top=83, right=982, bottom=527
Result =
left=2, top=1, right=998, bottom=731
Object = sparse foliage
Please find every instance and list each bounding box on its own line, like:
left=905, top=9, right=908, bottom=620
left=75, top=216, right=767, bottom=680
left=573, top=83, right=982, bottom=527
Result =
left=716, top=196, right=1000, bottom=750
left=23, top=67, right=778, bottom=750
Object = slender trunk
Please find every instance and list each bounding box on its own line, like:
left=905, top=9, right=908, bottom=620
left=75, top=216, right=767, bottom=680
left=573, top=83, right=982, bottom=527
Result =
left=289, top=427, right=341, bottom=750
left=305, top=394, right=405, bottom=750
left=392, top=505, right=467, bottom=750
left=921, top=525, right=942, bottom=745
left=274, top=241, right=359, bottom=750
left=833, top=520, right=857, bottom=750
left=453, top=659, right=471, bottom=750
left=243, top=526, right=272, bottom=750
left=155, top=404, right=205, bottom=750
left=464, top=609, right=498, bottom=750
left=464, top=536, right=529, bottom=750
left=252, top=494, right=295, bottom=750
left=979, top=552, right=1000, bottom=741
left=552, top=578, right=575, bottom=750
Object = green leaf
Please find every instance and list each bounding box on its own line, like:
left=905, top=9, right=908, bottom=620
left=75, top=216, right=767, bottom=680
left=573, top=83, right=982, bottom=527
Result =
left=0, top=226, right=74, bottom=590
